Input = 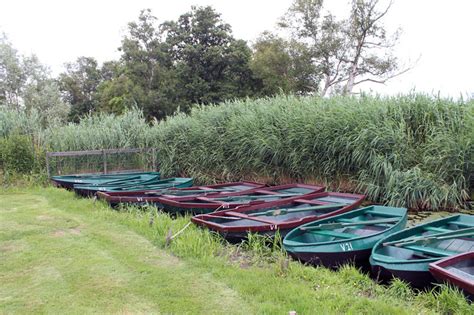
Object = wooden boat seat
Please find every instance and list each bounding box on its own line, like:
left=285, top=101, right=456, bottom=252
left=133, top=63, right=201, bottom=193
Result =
left=446, top=267, right=474, bottom=280
left=450, top=221, right=474, bottom=228
left=404, top=245, right=457, bottom=257
left=337, top=218, right=355, bottom=223
left=424, top=226, right=451, bottom=233
left=309, top=230, right=356, bottom=239
left=364, top=210, right=396, bottom=217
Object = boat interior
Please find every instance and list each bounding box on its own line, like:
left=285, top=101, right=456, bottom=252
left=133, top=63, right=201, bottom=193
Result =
left=376, top=220, right=474, bottom=261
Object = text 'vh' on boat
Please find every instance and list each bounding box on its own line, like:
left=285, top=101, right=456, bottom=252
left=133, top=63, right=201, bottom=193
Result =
left=283, top=206, right=407, bottom=268
left=429, top=252, right=474, bottom=299
left=191, top=192, right=365, bottom=242
left=156, top=183, right=326, bottom=215
left=73, top=177, right=193, bottom=197
left=51, top=171, right=161, bottom=190
left=370, top=214, right=474, bottom=288
left=96, top=181, right=266, bottom=208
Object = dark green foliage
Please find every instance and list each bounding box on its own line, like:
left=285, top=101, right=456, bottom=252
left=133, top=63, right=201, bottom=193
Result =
left=59, top=57, right=102, bottom=122
left=91, top=7, right=258, bottom=121
left=163, top=6, right=257, bottom=110
left=250, top=33, right=316, bottom=96
left=0, top=134, right=35, bottom=173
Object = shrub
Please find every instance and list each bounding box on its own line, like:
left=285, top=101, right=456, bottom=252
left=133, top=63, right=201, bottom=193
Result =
left=0, top=134, right=36, bottom=174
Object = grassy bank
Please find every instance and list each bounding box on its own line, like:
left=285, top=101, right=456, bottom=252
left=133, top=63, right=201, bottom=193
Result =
left=1, top=187, right=473, bottom=314
left=1, top=94, right=473, bottom=210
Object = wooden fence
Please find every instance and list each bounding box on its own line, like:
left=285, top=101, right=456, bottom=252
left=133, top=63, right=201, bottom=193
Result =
left=46, top=148, right=157, bottom=178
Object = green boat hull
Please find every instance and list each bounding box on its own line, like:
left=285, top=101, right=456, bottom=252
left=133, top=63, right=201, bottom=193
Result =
left=370, top=214, right=474, bottom=288
left=284, top=206, right=408, bottom=268
left=52, top=172, right=161, bottom=189
left=74, top=178, right=193, bottom=196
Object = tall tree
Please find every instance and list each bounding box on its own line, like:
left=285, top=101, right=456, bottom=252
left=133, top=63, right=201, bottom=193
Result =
left=116, top=9, right=177, bottom=119
left=0, top=34, right=69, bottom=124
left=250, top=32, right=316, bottom=96
left=163, top=6, right=256, bottom=109
left=0, top=34, right=25, bottom=110
left=250, top=33, right=293, bottom=96
left=59, top=57, right=102, bottom=122
left=22, top=55, right=69, bottom=124
left=279, top=0, right=405, bottom=96
left=343, top=0, right=403, bottom=94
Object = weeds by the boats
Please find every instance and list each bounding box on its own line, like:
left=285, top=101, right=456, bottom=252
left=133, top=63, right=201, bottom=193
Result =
left=117, top=203, right=474, bottom=313
left=418, top=284, right=472, bottom=315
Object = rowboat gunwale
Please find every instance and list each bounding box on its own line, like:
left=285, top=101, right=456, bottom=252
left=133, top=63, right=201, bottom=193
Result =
left=429, top=252, right=474, bottom=295
left=74, top=177, right=194, bottom=196
left=96, top=181, right=266, bottom=207
left=51, top=171, right=161, bottom=189
left=370, top=214, right=474, bottom=266
left=157, top=183, right=326, bottom=213
left=283, top=205, right=408, bottom=249
left=369, top=214, right=474, bottom=288
left=191, top=191, right=366, bottom=236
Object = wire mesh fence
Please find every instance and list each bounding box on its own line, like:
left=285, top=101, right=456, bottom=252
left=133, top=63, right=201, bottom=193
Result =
left=46, top=148, right=157, bottom=177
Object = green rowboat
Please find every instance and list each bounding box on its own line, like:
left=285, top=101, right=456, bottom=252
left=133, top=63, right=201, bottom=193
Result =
left=51, top=172, right=161, bottom=189
left=74, top=177, right=193, bottom=197
left=283, top=206, right=407, bottom=268
left=370, top=214, right=474, bottom=288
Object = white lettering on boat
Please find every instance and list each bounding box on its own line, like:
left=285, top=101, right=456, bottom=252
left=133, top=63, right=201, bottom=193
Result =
left=339, top=242, right=353, bottom=251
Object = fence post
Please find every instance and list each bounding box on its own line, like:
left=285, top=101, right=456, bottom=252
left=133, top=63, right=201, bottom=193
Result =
left=103, top=150, right=107, bottom=174
left=151, top=148, right=157, bottom=171
left=46, top=152, right=51, bottom=178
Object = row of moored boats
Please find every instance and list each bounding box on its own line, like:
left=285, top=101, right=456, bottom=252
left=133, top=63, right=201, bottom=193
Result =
left=51, top=172, right=474, bottom=296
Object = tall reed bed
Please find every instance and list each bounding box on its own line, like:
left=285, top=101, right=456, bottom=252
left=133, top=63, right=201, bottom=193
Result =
left=150, top=94, right=473, bottom=210
left=0, top=108, right=42, bottom=140
left=1, top=94, right=472, bottom=210
left=41, top=110, right=151, bottom=151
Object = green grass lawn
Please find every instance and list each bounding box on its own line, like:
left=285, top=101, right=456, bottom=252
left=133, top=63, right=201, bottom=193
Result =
left=1, top=187, right=472, bottom=314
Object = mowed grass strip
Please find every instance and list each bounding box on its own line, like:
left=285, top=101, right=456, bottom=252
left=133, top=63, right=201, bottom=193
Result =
left=1, top=187, right=473, bottom=314
left=0, top=190, right=249, bottom=314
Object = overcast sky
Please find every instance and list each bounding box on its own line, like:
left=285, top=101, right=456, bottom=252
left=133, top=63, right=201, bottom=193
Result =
left=1, top=0, right=473, bottom=97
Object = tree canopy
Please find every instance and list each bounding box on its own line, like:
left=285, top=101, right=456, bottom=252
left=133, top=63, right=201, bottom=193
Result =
left=1, top=2, right=408, bottom=123
left=279, top=0, right=405, bottom=96
left=1, top=34, right=69, bottom=125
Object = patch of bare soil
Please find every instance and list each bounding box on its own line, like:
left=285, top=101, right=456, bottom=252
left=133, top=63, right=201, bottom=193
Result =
left=51, top=226, right=83, bottom=237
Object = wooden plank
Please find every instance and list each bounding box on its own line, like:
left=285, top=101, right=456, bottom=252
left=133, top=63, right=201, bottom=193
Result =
left=47, top=149, right=104, bottom=157
left=46, top=153, right=51, bottom=178
left=224, top=211, right=276, bottom=225
left=424, top=226, right=451, bottom=233
left=451, top=221, right=474, bottom=228
left=103, top=150, right=107, bottom=174
left=404, top=245, right=456, bottom=257
left=364, top=210, right=396, bottom=217
left=309, top=230, right=356, bottom=239
left=301, top=218, right=399, bottom=231
left=47, top=148, right=152, bottom=157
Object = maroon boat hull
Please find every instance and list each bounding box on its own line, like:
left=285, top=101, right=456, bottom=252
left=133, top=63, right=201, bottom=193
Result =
left=192, top=192, right=365, bottom=241
left=429, top=252, right=474, bottom=296
left=158, top=183, right=326, bottom=214
left=97, top=181, right=266, bottom=208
